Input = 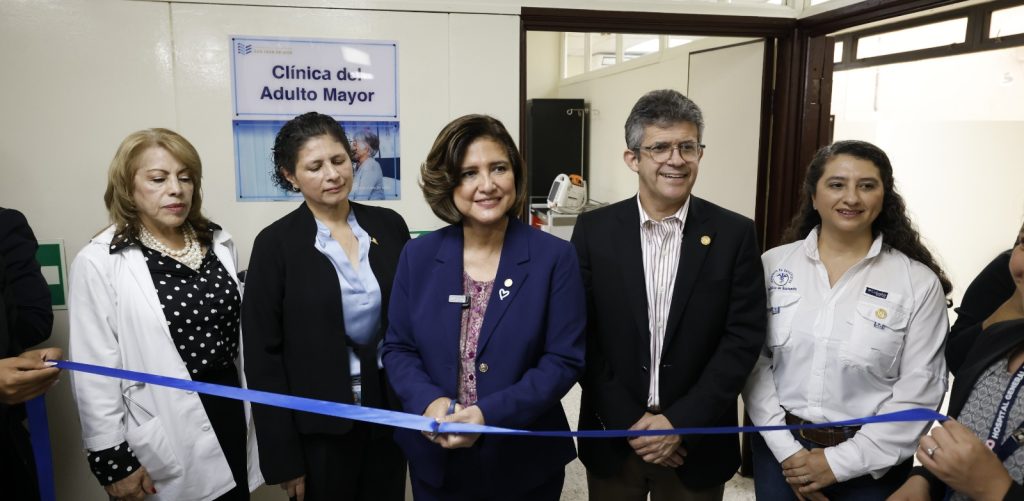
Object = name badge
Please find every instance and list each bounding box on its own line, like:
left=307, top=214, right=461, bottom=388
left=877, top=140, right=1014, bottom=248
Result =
left=449, top=294, right=468, bottom=305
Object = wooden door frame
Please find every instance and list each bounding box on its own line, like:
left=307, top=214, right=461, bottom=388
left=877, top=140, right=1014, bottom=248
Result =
left=520, top=0, right=965, bottom=248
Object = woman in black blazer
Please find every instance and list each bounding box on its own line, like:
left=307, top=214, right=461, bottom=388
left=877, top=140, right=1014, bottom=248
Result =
left=242, top=112, right=409, bottom=501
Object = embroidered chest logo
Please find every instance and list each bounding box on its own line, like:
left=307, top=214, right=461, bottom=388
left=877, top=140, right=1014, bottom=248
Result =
left=770, top=268, right=794, bottom=288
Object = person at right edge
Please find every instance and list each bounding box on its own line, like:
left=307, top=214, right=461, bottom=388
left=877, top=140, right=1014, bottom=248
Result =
left=571, top=89, right=767, bottom=501
left=888, top=219, right=1024, bottom=501
left=744, top=140, right=951, bottom=500
left=945, top=245, right=1017, bottom=376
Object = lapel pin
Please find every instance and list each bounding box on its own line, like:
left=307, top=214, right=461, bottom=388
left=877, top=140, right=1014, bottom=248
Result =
left=700, top=235, right=711, bottom=246
left=875, top=308, right=888, bottom=320
left=504, top=278, right=513, bottom=287
left=498, top=288, right=510, bottom=300
left=371, top=237, right=379, bottom=245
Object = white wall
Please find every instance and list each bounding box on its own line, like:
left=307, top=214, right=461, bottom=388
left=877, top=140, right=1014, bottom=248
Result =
left=526, top=31, right=561, bottom=100
left=0, top=1, right=517, bottom=499
left=688, top=40, right=765, bottom=219
left=832, top=47, right=1024, bottom=314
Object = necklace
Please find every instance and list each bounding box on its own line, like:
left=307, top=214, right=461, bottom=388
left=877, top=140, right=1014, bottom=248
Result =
left=138, top=223, right=204, bottom=271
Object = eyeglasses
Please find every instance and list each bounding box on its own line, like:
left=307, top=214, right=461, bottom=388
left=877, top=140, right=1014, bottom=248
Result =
left=639, top=141, right=705, bottom=163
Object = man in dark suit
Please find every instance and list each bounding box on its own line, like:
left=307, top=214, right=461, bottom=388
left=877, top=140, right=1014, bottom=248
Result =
left=571, top=90, right=766, bottom=500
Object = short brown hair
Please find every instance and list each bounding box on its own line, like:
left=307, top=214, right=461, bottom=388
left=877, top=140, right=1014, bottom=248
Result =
left=420, top=115, right=527, bottom=224
left=103, top=128, right=213, bottom=243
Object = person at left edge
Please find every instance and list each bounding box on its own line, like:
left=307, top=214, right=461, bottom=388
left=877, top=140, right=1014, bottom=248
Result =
left=68, top=129, right=263, bottom=501
left=242, top=112, right=409, bottom=501
left=0, top=207, right=60, bottom=501
left=381, top=114, right=585, bottom=500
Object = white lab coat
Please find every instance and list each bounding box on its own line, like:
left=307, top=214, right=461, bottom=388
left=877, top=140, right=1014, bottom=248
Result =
left=69, top=225, right=263, bottom=500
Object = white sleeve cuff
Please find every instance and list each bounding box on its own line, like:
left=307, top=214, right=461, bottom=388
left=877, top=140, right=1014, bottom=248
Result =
left=762, top=430, right=805, bottom=464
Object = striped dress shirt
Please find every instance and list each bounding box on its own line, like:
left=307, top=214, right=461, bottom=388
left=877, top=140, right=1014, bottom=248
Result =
left=637, top=195, right=689, bottom=410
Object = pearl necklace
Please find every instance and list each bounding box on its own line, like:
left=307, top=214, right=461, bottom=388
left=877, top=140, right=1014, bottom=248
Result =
left=138, top=223, right=204, bottom=271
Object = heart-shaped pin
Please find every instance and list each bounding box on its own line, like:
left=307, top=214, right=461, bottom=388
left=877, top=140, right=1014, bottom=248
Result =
left=498, top=288, right=510, bottom=300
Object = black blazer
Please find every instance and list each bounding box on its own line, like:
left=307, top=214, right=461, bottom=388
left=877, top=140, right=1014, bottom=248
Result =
left=571, top=196, right=766, bottom=489
left=946, top=250, right=1014, bottom=375
left=0, top=208, right=53, bottom=357
left=241, top=202, right=409, bottom=484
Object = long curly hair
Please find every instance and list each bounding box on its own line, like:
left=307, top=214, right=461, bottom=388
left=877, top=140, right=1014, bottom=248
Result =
left=782, top=140, right=952, bottom=295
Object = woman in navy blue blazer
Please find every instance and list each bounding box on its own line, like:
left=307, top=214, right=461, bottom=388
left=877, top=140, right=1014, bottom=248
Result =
left=381, top=114, right=586, bottom=500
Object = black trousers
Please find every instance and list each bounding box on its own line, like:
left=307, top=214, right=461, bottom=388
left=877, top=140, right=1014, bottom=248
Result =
left=0, top=406, right=40, bottom=501
left=299, top=423, right=407, bottom=501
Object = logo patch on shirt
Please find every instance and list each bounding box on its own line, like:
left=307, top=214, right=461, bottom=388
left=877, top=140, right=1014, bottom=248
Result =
left=770, top=269, right=794, bottom=287
left=865, top=287, right=888, bottom=299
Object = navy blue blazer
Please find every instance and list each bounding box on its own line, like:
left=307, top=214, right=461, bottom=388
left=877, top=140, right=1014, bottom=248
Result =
left=381, top=218, right=585, bottom=493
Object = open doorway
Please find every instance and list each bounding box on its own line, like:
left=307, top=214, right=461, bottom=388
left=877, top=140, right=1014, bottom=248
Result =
left=525, top=31, right=767, bottom=221
left=524, top=25, right=770, bottom=501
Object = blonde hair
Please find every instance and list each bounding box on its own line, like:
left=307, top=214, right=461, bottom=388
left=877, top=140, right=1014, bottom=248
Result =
left=103, top=128, right=213, bottom=243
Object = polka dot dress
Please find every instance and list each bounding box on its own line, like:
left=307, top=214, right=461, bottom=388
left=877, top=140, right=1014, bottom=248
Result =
left=86, top=241, right=241, bottom=486
left=86, top=442, right=142, bottom=486
left=142, top=244, right=240, bottom=377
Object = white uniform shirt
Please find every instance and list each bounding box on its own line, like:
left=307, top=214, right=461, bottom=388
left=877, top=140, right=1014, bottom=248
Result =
left=743, top=228, right=948, bottom=482
left=637, top=195, right=689, bottom=410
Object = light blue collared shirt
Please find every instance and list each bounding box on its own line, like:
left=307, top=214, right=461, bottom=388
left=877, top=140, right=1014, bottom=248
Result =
left=313, top=212, right=383, bottom=376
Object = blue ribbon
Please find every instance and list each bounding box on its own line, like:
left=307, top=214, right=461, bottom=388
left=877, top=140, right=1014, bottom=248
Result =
left=26, top=359, right=949, bottom=498
left=46, top=359, right=947, bottom=436
left=26, top=395, right=55, bottom=501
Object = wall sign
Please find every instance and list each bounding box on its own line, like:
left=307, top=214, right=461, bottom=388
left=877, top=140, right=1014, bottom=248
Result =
left=231, top=36, right=401, bottom=201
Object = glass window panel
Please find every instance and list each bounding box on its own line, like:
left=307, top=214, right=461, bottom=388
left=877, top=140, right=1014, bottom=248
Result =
left=856, top=18, right=967, bottom=59
left=667, top=35, right=703, bottom=48
left=564, top=32, right=584, bottom=78
left=990, top=5, right=1024, bottom=38
left=729, top=0, right=784, bottom=4
left=589, top=33, right=617, bottom=70
left=834, top=40, right=844, bottom=63
left=622, top=34, right=659, bottom=62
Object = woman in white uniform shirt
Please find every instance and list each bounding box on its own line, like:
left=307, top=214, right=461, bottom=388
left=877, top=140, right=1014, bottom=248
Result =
left=743, top=140, right=952, bottom=500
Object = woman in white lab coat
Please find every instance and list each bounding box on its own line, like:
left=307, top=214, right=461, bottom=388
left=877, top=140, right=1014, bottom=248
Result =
left=69, top=129, right=262, bottom=500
